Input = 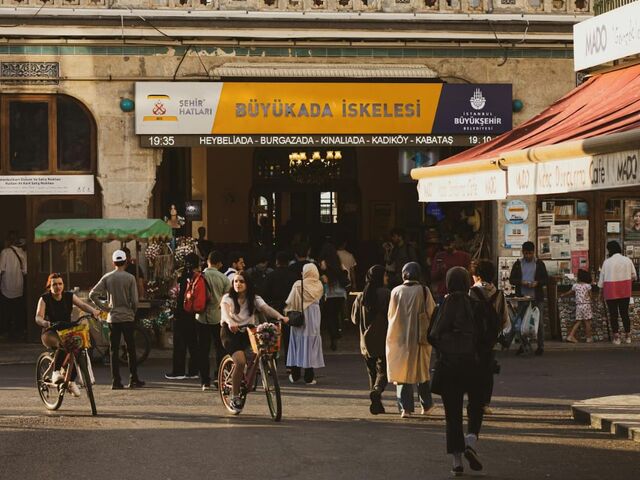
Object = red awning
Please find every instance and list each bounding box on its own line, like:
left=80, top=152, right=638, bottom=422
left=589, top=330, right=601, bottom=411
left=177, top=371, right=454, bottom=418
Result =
left=439, top=63, right=640, bottom=166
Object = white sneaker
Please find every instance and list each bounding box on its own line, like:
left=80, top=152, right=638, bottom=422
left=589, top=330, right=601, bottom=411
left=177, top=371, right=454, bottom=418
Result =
left=400, top=410, right=411, bottom=418
left=288, top=374, right=297, bottom=384
left=51, top=370, right=64, bottom=384
left=625, top=334, right=632, bottom=344
left=68, top=382, right=81, bottom=397
left=613, top=335, right=621, bottom=345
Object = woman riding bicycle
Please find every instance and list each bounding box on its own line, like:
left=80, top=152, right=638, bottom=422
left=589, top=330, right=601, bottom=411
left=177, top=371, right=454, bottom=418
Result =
left=35, top=273, right=100, bottom=397
left=220, top=272, right=287, bottom=413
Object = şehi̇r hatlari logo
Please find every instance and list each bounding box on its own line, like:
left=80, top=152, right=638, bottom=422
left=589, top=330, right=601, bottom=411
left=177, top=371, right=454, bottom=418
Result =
left=143, top=94, right=178, bottom=122
left=470, top=89, right=486, bottom=110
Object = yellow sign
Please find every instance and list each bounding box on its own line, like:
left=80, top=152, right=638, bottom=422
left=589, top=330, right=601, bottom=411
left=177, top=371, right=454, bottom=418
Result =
left=212, top=83, right=442, bottom=134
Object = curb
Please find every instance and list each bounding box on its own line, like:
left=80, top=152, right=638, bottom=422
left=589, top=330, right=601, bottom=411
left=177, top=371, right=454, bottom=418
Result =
left=571, top=398, right=640, bottom=444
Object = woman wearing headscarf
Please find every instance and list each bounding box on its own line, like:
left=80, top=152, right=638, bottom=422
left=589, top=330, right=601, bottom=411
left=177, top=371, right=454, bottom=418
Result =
left=428, top=266, right=486, bottom=477
left=386, top=262, right=436, bottom=418
left=285, top=263, right=325, bottom=384
left=351, top=265, right=391, bottom=415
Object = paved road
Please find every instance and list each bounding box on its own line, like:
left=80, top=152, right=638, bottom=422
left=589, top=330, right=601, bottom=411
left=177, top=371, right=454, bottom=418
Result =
left=1, top=349, right=640, bottom=479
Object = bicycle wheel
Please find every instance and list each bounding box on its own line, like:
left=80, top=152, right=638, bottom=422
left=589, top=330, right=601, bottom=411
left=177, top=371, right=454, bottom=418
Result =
left=218, top=355, right=238, bottom=414
left=36, top=352, right=63, bottom=411
left=260, top=356, right=282, bottom=422
left=77, top=351, right=97, bottom=416
left=119, top=325, right=151, bottom=366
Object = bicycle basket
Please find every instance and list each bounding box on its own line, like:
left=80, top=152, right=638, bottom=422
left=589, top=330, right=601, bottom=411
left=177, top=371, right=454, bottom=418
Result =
left=248, top=323, right=281, bottom=354
left=58, top=324, right=91, bottom=352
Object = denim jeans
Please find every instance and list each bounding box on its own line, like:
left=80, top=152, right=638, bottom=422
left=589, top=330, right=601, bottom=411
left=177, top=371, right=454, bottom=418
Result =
left=396, top=382, right=433, bottom=413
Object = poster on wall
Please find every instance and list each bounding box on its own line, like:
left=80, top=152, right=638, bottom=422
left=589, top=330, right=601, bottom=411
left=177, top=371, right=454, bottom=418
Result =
left=550, top=225, right=571, bottom=259
left=505, top=224, right=528, bottom=248
left=570, top=220, right=589, bottom=250
left=544, top=260, right=559, bottom=276
left=625, top=200, right=640, bottom=240
left=537, top=227, right=551, bottom=260
left=504, top=200, right=528, bottom=224
left=571, top=250, right=589, bottom=275
left=498, top=257, right=518, bottom=296
left=538, top=213, right=555, bottom=227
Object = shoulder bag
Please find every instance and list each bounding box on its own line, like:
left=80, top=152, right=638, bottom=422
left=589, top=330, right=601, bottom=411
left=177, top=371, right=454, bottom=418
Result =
left=287, top=274, right=305, bottom=328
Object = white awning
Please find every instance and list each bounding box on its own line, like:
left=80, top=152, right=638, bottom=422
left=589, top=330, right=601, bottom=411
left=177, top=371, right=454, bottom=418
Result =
left=210, top=63, right=438, bottom=78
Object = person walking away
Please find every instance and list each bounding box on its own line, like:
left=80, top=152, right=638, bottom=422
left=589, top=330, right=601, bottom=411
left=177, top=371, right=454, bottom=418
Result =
left=384, top=228, right=418, bottom=287
left=288, top=242, right=313, bottom=279
left=337, top=236, right=358, bottom=291
left=351, top=265, right=390, bottom=414
left=90, top=250, right=145, bottom=389
left=224, top=251, right=245, bottom=280
left=165, top=253, right=200, bottom=381
left=196, top=251, right=231, bottom=390
left=220, top=272, right=287, bottom=413
left=263, top=251, right=297, bottom=358
left=428, top=267, right=490, bottom=476
left=386, top=262, right=436, bottom=418
left=598, top=241, right=637, bottom=344
left=431, top=235, right=471, bottom=305
left=560, top=269, right=594, bottom=343
left=0, top=234, right=27, bottom=341
left=469, top=259, right=507, bottom=415
left=285, top=263, right=325, bottom=384
left=319, top=243, right=348, bottom=351
left=245, top=252, right=274, bottom=297
left=35, top=273, right=100, bottom=397
left=507, top=241, right=549, bottom=356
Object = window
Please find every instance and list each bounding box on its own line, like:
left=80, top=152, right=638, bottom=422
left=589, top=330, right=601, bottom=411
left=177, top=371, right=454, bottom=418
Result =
left=9, top=101, right=49, bottom=171
left=57, top=96, right=92, bottom=171
left=1, top=95, right=94, bottom=174
left=320, top=191, right=338, bottom=224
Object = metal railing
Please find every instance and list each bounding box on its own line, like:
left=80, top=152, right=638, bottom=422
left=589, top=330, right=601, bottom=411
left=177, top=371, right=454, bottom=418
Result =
left=594, top=0, right=638, bottom=14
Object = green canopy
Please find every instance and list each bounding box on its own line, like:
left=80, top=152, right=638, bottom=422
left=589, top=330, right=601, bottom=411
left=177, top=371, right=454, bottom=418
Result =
left=34, top=219, right=173, bottom=243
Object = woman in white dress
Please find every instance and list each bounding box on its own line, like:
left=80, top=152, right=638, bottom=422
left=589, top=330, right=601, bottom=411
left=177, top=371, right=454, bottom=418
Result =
left=285, top=263, right=325, bottom=384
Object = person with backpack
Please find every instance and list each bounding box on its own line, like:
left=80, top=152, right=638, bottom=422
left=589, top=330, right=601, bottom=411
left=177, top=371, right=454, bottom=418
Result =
left=386, top=262, right=436, bottom=418
left=469, top=259, right=507, bottom=415
left=428, top=266, right=491, bottom=476
left=351, top=265, right=390, bottom=415
left=195, top=251, right=231, bottom=391
left=165, top=253, right=200, bottom=381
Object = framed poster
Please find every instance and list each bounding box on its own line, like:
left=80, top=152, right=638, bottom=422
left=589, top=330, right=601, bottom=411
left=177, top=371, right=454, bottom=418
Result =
left=625, top=200, right=640, bottom=240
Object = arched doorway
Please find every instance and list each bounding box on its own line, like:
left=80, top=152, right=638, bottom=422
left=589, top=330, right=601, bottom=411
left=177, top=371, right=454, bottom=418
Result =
left=250, top=147, right=360, bottom=255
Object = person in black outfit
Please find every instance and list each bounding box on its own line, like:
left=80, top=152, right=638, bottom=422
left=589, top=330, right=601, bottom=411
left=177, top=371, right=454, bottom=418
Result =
left=288, top=242, right=312, bottom=279
left=165, top=253, right=200, bottom=380
left=429, top=267, right=488, bottom=477
left=35, top=273, right=100, bottom=396
left=196, top=227, right=214, bottom=263
left=318, top=243, right=348, bottom=351
left=263, top=251, right=297, bottom=356
left=351, top=265, right=390, bottom=415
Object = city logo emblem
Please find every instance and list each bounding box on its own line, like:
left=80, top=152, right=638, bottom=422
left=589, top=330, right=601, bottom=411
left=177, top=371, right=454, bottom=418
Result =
left=470, top=88, right=486, bottom=110
left=143, top=94, right=178, bottom=122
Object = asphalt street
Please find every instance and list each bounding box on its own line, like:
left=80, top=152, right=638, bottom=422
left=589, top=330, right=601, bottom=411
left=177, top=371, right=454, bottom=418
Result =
left=1, top=348, right=640, bottom=480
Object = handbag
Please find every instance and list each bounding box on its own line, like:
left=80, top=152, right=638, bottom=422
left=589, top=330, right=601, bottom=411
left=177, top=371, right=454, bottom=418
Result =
left=429, top=359, right=444, bottom=395
left=287, top=274, right=305, bottom=328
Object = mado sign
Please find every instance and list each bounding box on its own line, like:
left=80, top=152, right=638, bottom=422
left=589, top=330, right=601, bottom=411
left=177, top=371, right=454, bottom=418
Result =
left=574, top=2, right=640, bottom=70
left=507, top=150, right=640, bottom=196
left=417, top=170, right=507, bottom=202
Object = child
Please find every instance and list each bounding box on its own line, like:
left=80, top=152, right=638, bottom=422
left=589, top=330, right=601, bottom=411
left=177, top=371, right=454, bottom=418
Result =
left=560, top=269, right=593, bottom=343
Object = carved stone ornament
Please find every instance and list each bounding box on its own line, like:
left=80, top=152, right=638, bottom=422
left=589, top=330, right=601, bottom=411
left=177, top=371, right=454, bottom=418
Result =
left=0, top=62, right=60, bottom=85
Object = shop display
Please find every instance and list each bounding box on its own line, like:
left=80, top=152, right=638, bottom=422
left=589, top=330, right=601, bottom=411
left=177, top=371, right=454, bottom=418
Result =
left=498, top=257, right=518, bottom=296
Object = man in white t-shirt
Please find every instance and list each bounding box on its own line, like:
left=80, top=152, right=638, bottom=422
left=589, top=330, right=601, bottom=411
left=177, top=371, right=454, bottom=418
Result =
left=337, top=238, right=357, bottom=290
left=0, top=235, right=27, bottom=340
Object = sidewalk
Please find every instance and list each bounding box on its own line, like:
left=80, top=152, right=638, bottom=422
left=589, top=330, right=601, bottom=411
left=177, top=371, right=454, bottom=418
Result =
left=572, top=395, right=640, bottom=444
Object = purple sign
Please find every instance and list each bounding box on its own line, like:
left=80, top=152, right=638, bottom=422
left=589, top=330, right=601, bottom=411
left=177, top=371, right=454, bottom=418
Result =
left=432, top=84, right=512, bottom=135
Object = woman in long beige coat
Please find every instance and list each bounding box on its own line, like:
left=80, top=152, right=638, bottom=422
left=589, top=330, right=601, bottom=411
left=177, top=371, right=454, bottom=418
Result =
left=386, top=262, right=436, bottom=418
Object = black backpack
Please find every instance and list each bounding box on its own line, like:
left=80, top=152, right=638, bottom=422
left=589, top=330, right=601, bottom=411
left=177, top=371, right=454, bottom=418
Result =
left=427, top=293, right=477, bottom=358
left=470, top=286, right=501, bottom=353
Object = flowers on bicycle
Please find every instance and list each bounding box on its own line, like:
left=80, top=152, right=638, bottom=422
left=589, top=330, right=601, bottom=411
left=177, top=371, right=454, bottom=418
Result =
left=255, top=323, right=280, bottom=350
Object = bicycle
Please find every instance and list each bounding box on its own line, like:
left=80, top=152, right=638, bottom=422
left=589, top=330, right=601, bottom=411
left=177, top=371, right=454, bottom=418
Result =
left=36, top=320, right=98, bottom=416
left=84, top=312, right=151, bottom=366
left=218, top=322, right=282, bottom=422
